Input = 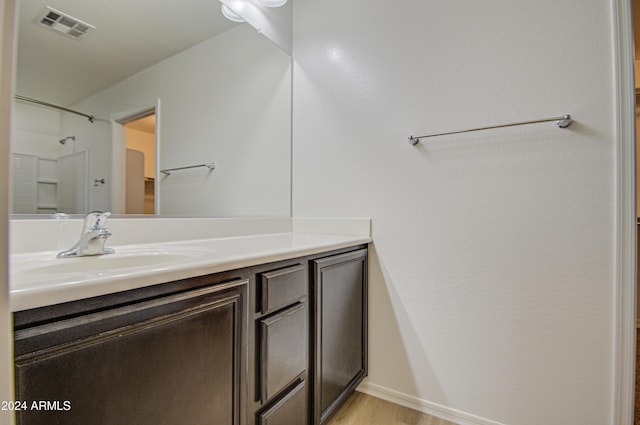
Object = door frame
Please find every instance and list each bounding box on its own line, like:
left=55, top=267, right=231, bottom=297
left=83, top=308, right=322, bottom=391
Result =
left=110, top=100, right=161, bottom=214
left=612, top=0, right=637, bottom=423
left=0, top=0, right=17, bottom=420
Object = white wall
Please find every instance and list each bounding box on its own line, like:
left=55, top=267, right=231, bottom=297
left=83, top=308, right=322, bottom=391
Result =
left=66, top=24, right=291, bottom=217
left=11, top=102, right=66, bottom=157
left=292, top=1, right=616, bottom=425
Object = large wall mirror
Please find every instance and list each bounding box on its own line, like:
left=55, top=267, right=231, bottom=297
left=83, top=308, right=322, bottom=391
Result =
left=11, top=0, right=292, bottom=217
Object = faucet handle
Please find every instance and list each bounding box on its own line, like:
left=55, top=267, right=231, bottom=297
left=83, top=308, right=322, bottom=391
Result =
left=83, top=211, right=111, bottom=231
left=58, top=211, right=114, bottom=258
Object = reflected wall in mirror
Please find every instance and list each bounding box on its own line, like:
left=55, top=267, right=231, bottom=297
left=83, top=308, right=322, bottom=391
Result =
left=11, top=0, right=292, bottom=217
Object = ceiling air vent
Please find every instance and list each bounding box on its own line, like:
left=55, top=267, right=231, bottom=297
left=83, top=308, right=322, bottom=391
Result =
left=38, top=6, right=95, bottom=39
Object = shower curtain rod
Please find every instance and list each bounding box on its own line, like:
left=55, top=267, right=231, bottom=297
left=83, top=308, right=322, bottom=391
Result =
left=14, top=95, right=95, bottom=123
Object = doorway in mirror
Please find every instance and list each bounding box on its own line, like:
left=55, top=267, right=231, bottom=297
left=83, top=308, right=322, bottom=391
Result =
left=123, top=112, right=156, bottom=214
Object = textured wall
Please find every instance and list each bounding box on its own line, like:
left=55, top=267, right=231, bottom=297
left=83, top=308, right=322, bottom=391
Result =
left=292, top=1, right=616, bottom=424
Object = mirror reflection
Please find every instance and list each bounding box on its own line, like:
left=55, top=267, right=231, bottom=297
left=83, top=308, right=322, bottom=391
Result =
left=11, top=0, right=292, bottom=217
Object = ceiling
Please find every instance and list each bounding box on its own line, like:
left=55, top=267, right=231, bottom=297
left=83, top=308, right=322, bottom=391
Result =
left=16, top=0, right=238, bottom=107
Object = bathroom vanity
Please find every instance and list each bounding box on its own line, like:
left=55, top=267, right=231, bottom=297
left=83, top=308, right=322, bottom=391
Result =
left=10, top=229, right=369, bottom=425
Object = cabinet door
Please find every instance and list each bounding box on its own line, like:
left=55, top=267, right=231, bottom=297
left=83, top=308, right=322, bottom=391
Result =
left=311, top=249, right=367, bottom=425
left=14, top=280, right=247, bottom=425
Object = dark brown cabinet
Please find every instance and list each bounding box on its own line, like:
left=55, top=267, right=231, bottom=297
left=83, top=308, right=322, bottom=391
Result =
left=259, top=303, right=307, bottom=401
left=14, top=279, right=247, bottom=425
left=258, top=380, right=307, bottom=425
left=258, top=264, right=307, bottom=315
left=310, top=249, right=368, bottom=425
left=254, top=264, right=309, bottom=425
left=12, top=245, right=368, bottom=425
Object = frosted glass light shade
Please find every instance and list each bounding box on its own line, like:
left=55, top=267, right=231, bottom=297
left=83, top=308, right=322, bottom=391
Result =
left=221, top=4, right=245, bottom=22
left=256, top=0, right=287, bottom=7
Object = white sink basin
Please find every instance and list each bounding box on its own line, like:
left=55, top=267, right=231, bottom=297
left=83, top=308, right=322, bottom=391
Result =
left=11, top=246, right=216, bottom=279
left=23, top=252, right=197, bottom=274
left=9, top=244, right=222, bottom=311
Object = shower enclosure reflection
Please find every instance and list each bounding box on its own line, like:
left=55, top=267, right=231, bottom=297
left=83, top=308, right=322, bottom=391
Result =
left=11, top=102, right=89, bottom=214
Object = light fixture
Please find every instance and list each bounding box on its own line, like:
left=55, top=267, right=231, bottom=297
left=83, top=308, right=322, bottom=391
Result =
left=221, top=4, right=245, bottom=22
left=256, top=0, right=287, bottom=7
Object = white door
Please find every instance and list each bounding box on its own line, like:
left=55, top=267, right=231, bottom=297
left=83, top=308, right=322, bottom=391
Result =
left=57, top=151, right=89, bottom=214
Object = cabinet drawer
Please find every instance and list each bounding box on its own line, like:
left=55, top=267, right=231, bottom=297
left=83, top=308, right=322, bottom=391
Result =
left=260, top=303, right=307, bottom=401
left=259, top=264, right=307, bottom=314
left=259, top=380, right=307, bottom=425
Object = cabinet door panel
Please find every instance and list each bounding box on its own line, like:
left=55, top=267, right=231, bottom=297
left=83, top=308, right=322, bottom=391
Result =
left=260, top=303, right=307, bottom=402
left=15, top=282, right=246, bottom=425
left=311, top=249, right=367, bottom=425
left=320, top=261, right=363, bottom=411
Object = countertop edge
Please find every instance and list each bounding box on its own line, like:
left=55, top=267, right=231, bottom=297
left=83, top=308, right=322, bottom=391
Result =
left=10, top=233, right=371, bottom=312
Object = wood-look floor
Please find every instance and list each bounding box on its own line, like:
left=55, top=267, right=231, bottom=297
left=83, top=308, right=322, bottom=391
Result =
left=635, top=328, right=639, bottom=425
left=325, top=392, right=458, bottom=425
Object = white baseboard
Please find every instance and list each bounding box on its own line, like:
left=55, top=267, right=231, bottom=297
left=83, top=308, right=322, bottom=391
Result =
left=356, top=382, right=507, bottom=425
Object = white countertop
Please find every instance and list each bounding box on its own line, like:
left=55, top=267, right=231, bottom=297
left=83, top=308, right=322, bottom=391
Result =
left=10, top=232, right=371, bottom=312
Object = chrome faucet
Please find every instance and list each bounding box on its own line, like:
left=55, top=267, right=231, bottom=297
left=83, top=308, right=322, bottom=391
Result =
left=57, top=211, right=115, bottom=258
